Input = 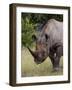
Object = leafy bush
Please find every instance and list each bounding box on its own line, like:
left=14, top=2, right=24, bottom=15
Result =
left=21, top=16, right=36, bottom=47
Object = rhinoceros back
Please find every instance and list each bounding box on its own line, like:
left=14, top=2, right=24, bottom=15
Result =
left=44, top=19, right=63, bottom=47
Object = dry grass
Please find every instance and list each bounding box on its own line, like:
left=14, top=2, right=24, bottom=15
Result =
left=21, top=48, right=63, bottom=77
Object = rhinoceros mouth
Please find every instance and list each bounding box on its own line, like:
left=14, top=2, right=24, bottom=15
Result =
left=34, top=58, right=46, bottom=64
left=27, top=47, right=47, bottom=64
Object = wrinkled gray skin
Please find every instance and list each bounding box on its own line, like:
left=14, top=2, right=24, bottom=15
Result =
left=28, top=19, right=63, bottom=71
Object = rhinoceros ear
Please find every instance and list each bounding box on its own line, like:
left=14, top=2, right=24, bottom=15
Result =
left=45, top=34, right=49, bottom=41
left=32, top=35, right=37, bottom=41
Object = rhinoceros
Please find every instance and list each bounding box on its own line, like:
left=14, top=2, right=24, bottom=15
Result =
left=27, top=19, right=63, bottom=71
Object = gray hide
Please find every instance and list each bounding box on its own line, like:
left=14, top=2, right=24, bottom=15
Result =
left=28, top=19, right=63, bottom=71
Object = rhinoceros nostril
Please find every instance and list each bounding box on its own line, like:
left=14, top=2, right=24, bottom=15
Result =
left=39, top=54, right=42, bottom=57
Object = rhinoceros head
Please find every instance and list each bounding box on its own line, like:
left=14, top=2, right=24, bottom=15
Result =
left=27, top=34, right=50, bottom=64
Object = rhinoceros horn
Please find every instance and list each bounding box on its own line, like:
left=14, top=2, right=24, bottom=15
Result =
left=27, top=47, right=36, bottom=58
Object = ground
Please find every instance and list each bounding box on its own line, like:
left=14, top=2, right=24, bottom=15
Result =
left=21, top=48, right=63, bottom=77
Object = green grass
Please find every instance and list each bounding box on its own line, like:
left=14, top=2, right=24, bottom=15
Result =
left=21, top=48, right=63, bottom=77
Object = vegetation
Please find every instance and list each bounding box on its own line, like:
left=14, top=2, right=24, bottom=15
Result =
left=21, top=48, right=63, bottom=77
left=21, top=13, right=63, bottom=47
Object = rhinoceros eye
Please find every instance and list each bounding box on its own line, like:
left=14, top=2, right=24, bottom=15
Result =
left=45, top=34, right=49, bottom=41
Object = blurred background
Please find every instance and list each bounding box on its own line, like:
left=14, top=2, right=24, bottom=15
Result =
left=21, top=13, right=63, bottom=47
